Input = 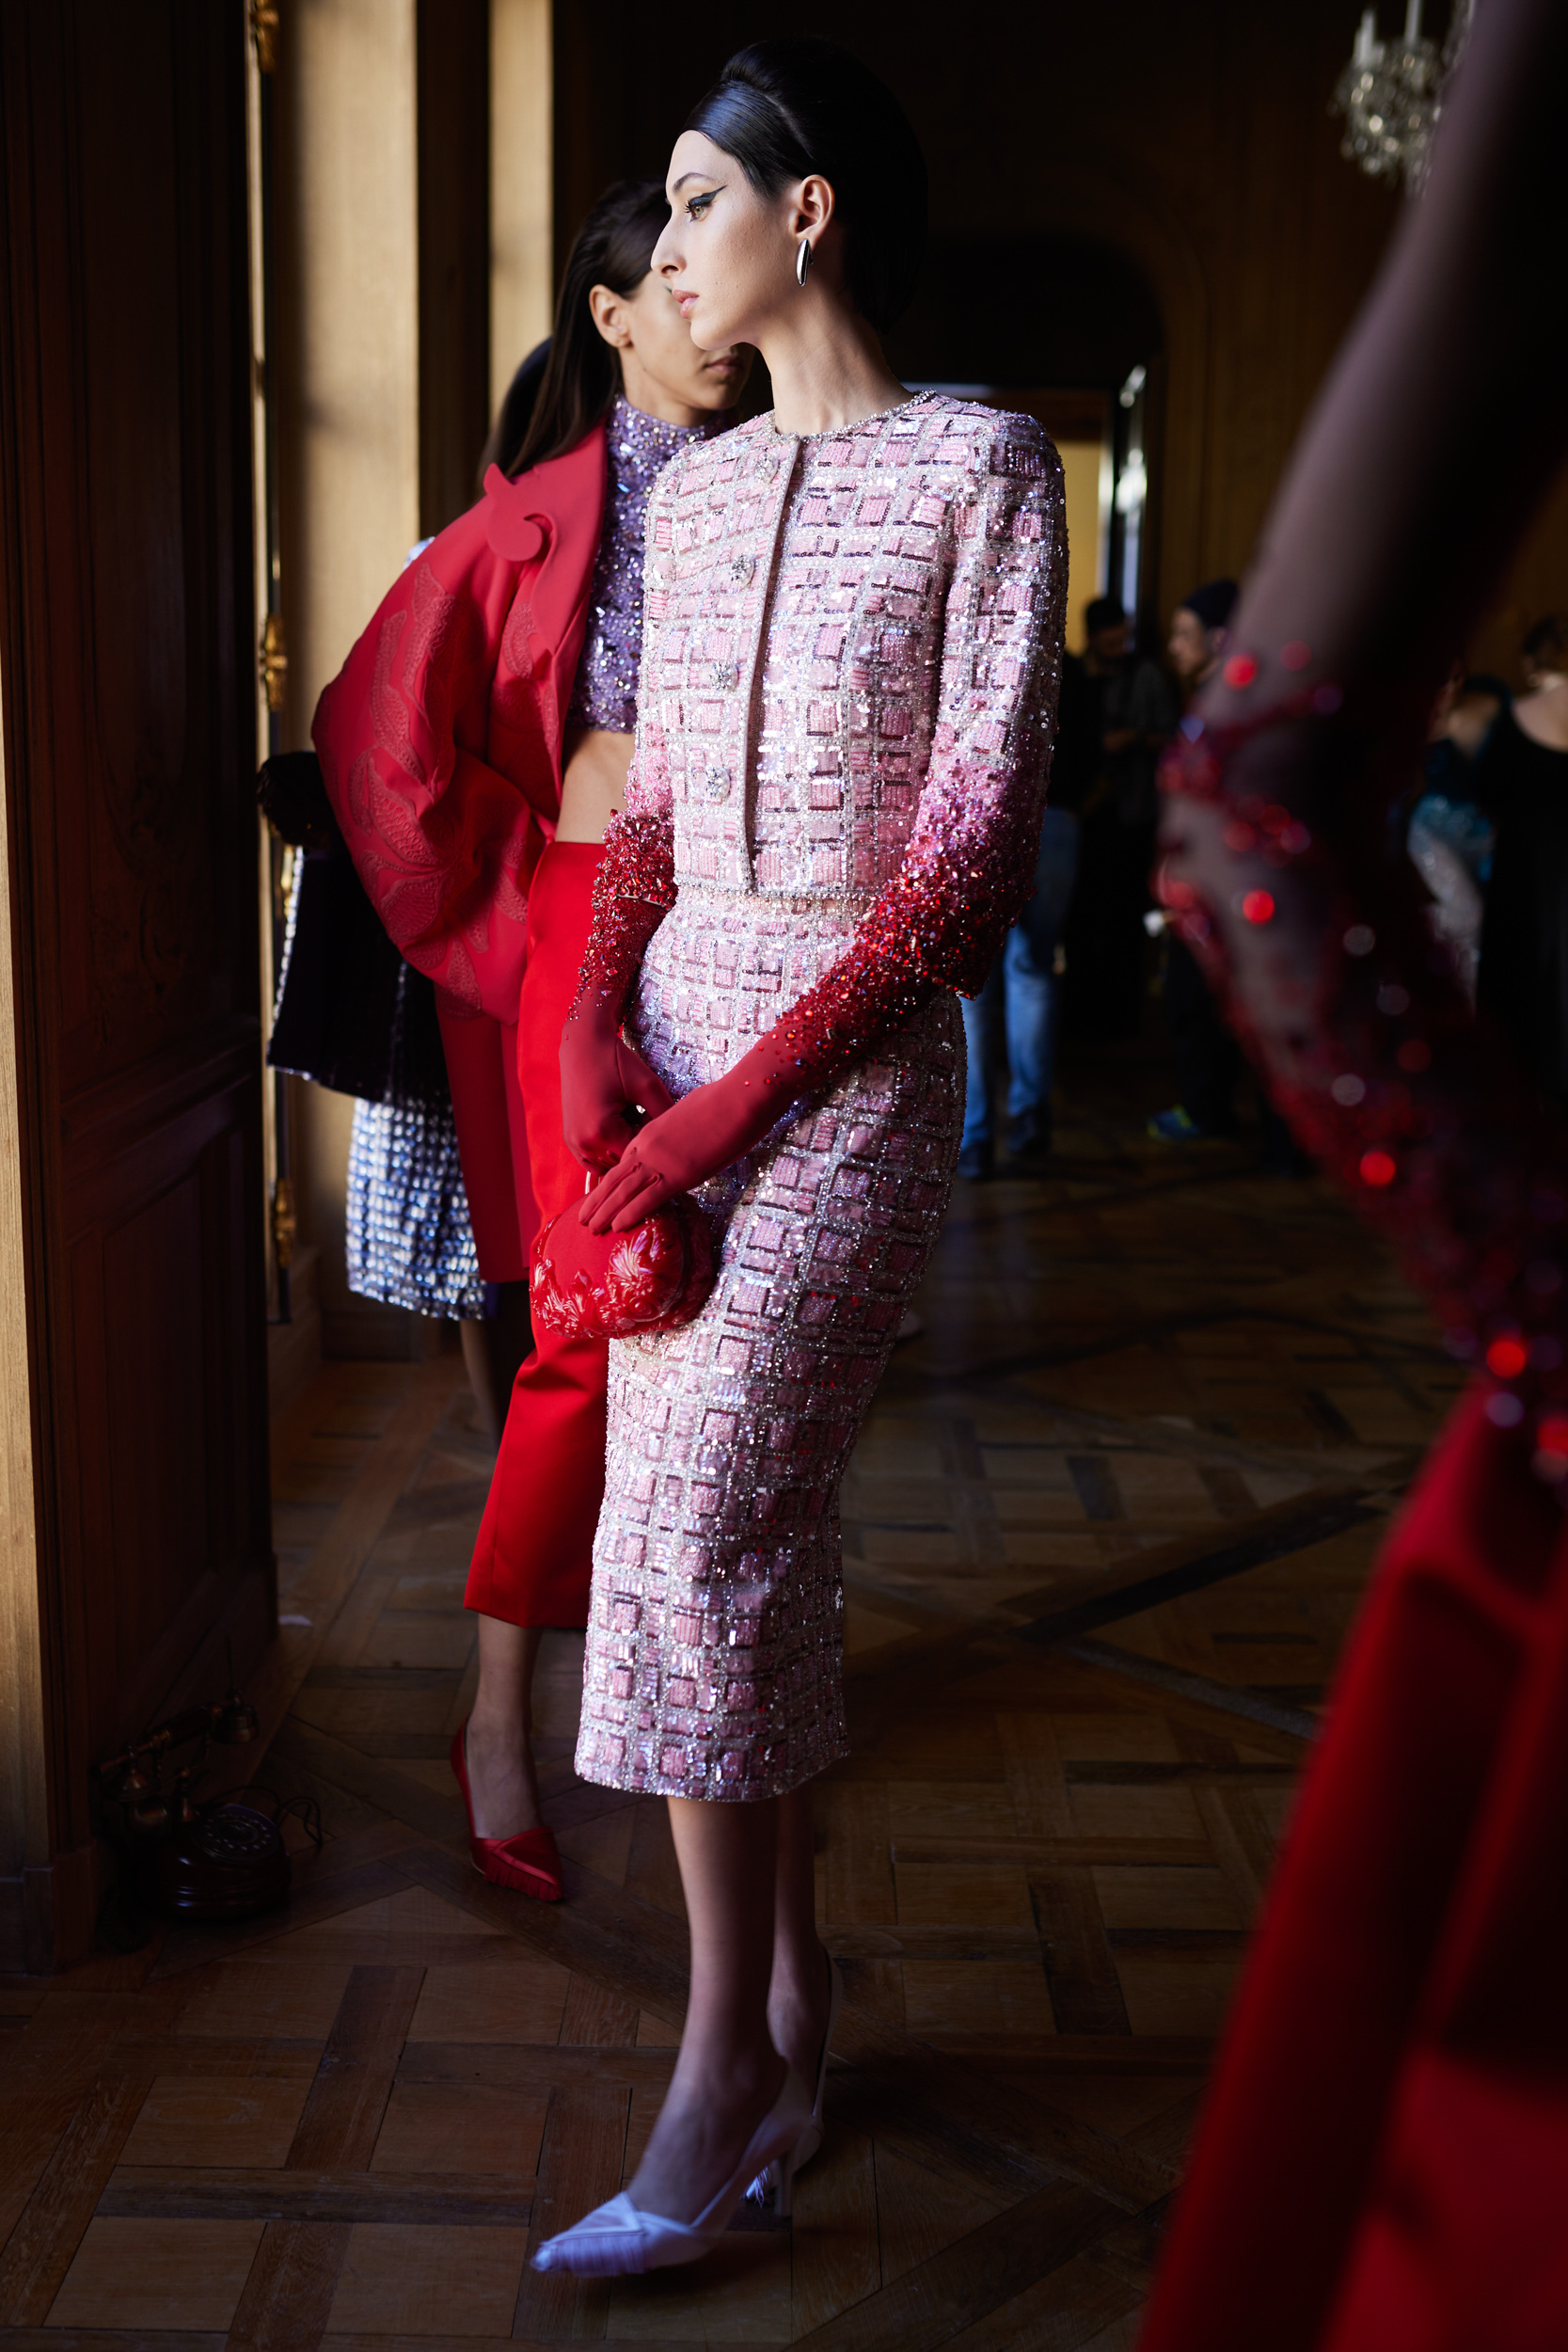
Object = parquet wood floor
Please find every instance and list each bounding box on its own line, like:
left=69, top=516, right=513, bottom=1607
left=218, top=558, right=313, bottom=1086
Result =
left=0, top=1052, right=1456, bottom=2347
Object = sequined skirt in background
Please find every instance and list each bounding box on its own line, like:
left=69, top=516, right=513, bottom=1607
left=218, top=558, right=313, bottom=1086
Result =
left=346, top=1096, right=487, bottom=1320
left=575, top=889, right=964, bottom=1801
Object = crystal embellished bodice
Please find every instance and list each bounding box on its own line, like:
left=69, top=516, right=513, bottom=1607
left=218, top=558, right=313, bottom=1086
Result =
left=566, top=396, right=727, bottom=737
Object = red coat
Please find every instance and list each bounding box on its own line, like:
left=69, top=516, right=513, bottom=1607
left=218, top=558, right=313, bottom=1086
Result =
left=312, top=429, right=606, bottom=1281
left=313, top=427, right=606, bottom=1025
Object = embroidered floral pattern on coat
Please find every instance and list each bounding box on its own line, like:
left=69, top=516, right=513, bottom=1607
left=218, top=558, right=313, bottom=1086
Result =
left=531, top=1195, right=717, bottom=1342
left=575, top=393, right=1066, bottom=1800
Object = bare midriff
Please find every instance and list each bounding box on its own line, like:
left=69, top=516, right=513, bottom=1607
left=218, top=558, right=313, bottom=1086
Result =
left=556, top=727, right=633, bottom=845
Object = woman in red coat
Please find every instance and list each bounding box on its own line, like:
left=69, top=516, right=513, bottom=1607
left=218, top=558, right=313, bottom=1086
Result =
left=314, top=180, right=748, bottom=1899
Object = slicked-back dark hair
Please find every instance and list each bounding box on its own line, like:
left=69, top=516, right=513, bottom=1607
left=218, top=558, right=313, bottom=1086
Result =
left=499, top=178, right=670, bottom=478
left=684, top=39, right=927, bottom=335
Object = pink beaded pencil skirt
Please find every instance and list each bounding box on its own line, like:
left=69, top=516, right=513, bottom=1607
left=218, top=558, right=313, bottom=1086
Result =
left=575, top=891, right=962, bottom=1801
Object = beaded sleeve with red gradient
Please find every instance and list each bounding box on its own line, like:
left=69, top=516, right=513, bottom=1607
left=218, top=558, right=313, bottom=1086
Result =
left=571, top=796, right=676, bottom=1026
left=742, top=427, right=1065, bottom=1102
left=1157, top=678, right=1568, bottom=1483
left=752, top=778, right=1050, bottom=1096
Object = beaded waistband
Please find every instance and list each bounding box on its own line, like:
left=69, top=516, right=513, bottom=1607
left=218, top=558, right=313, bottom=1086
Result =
left=670, top=880, right=872, bottom=920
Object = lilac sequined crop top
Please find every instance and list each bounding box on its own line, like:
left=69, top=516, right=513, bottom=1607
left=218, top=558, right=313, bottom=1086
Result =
left=566, top=396, right=730, bottom=736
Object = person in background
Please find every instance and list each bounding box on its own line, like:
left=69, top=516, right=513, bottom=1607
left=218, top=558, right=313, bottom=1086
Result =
left=1056, top=595, right=1179, bottom=1045
left=261, top=751, right=520, bottom=1428
left=1164, top=579, right=1237, bottom=705
left=1520, top=609, right=1567, bottom=690
left=1150, top=580, right=1311, bottom=1172
left=1405, top=665, right=1508, bottom=1001
left=1150, top=580, right=1246, bottom=1142
left=1477, top=620, right=1568, bottom=1100
left=957, top=799, right=1078, bottom=1179
left=1138, top=2, right=1568, bottom=2332
left=314, top=180, right=749, bottom=1906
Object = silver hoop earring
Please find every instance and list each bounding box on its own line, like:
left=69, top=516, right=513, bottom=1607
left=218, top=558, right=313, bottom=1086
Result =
left=796, top=235, right=813, bottom=289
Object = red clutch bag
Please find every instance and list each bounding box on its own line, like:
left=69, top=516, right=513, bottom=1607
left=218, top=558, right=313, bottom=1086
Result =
left=530, top=1190, right=716, bottom=1342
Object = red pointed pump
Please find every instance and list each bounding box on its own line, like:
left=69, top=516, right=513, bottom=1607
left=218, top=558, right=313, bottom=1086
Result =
left=450, top=1722, right=562, bottom=1902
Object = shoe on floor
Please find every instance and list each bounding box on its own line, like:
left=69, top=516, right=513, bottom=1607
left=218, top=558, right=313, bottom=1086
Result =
left=531, top=2064, right=813, bottom=2277
left=1006, top=1115, right=1053, bottom=1164
left=1148, top=1105, right=1218, bottom=1145
left=450, top=1724, right=562, bottom=1901
left=957, top=1141, right=993, bottom=1182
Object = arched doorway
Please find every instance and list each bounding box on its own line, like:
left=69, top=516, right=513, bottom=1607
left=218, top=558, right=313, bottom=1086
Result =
left=891, top=238, right=1171, bottom=1045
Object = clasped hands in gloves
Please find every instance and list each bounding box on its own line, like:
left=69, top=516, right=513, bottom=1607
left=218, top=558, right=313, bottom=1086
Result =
left=560, top=1009, right=784, bottom=1235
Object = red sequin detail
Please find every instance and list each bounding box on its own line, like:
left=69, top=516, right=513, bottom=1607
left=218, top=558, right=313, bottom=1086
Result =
left=569, top=719, right=678, bottom=1025
left=1160, top=698, right=1568, bottom=1463
left=572, top=801, right=677, bottom=1022
left=1241, top=890, right=1275, bottom=924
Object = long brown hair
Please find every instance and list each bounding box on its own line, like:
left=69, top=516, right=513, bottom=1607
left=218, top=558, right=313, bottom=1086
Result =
left=489, top=179, right=671, bottom=481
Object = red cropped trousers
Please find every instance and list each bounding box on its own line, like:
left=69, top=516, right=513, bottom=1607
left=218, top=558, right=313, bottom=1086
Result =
left=465, top=841, right=608, bottom=1629
left=436, top=999, right=533, bottom=1284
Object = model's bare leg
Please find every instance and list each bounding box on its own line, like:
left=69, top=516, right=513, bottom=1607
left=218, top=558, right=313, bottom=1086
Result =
left=459, top=1279, right=534, bottom=1451
left=766, top=1785, right=833, bottom=2090
left=464, top=1613, right=544, bottom=1837
left=627, top=1795, right=786, bottom=2221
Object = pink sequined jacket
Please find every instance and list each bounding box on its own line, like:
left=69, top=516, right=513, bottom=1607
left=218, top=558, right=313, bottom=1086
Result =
left=583, top=394, right=1066, bottom=1094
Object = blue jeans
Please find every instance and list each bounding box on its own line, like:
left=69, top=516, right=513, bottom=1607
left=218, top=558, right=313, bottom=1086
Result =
left=961, top=807, right=1080, bottom=1149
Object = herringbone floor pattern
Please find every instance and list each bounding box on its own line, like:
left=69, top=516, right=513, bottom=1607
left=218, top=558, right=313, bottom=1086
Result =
left=0, top=1053, right=1457, bottom=2346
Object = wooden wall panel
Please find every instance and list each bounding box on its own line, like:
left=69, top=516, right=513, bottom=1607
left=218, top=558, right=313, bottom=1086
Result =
left=418, top=0, right=492, bottom=536
left=0, top=2, right=271, bottom=1967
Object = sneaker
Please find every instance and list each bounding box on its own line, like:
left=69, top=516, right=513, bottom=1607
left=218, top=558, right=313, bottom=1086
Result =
left=1148, top=1105, right=1216, bottom=1144
left=957, top=1141, right=993, bottom=1182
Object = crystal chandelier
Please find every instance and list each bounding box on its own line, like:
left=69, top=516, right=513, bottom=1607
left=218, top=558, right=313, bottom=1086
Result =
left=1332, top=0, right=1476, bottom=196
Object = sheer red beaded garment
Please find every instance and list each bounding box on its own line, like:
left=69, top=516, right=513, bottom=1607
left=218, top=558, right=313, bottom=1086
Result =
left=560, top=391, right=1065, bottom=1800
left=1091, top=3, right=1568, bottom=2340
left=1156, top=684, right=1568, bottom=1468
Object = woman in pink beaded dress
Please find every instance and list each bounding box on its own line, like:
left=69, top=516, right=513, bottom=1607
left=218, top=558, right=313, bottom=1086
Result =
left=529, top=40, right=1065, bottom=2277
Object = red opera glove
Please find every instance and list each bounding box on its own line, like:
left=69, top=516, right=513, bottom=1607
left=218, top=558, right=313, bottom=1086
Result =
left=580, top=1034, right=793, bottom=1233
left=560, top=1007, right=676, bottom=1172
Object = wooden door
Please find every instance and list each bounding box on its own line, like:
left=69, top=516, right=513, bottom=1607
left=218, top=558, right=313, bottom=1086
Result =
left=0, top=2, right=271, bottom=1968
